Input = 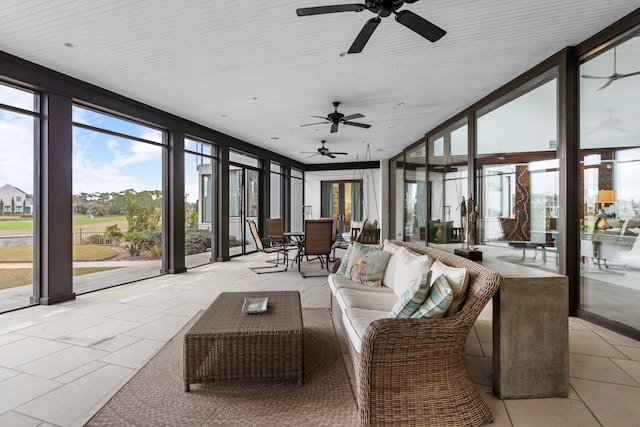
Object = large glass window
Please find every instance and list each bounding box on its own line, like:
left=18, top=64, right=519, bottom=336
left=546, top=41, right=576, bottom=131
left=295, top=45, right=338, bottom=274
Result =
left=72, top=106, right=165, bottom=293
left=579, top=31, right=640, bottom=331
left=427, top=119, right=468, bottom=245
left=404, top=143, right=426, bottom=242
left=389, top=154, right=405, bottom=241
left=476, top=68, right=560, bottom=272
left=0, top=83, right=37, bottom=312
left=290, top=168, right=304, bottom=232
left=185, top=138, right=216, bottom=268
left=229, top=151, right=260, bottom=257
left=270, top=162, right=284, bottom=219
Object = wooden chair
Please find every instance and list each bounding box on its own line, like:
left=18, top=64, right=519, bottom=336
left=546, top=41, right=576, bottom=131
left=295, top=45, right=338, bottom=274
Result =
left=298, top=218, right=334, bottom=277
left=246, top=219, right=291, bottom=274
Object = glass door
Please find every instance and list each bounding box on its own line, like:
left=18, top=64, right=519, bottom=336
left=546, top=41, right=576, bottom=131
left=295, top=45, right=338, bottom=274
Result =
left=229, top=164, right=259, bottom=256
left=321, top=180, right=362, bottom=240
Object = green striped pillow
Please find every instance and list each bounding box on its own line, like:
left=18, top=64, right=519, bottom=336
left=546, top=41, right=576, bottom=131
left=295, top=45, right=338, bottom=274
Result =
left=411, top=274, right=453, bottom=318
left=388, top=271, right=432, bottom=318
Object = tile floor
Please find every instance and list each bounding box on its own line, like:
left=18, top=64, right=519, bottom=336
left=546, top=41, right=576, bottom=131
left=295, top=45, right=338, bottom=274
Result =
left=0, top=253, right=638, bottom=426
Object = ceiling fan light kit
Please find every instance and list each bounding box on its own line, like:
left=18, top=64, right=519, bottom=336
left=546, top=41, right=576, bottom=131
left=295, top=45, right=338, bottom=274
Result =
left=296, top=0, right=446, bottom=54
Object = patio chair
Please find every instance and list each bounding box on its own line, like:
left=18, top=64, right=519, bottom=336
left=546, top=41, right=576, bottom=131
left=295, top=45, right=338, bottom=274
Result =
left=298, top=218, right=334, bottom=277
left=266, top=218, right=298, bottom=249
left=246, top=219, right=291, bottom=274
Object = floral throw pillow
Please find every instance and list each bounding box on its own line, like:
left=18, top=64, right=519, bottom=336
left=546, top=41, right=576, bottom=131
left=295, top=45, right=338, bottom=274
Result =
left=337, top=243, right=354, bottom=276
left=346, top=241, right=392, bottom=287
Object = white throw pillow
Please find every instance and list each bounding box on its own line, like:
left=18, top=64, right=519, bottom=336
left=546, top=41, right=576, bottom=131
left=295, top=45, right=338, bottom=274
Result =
left=381, top=240, right=402, bottom=286
left=429, top=259, right=469, bottom=316
left=390, top=247, right=432, bottom=298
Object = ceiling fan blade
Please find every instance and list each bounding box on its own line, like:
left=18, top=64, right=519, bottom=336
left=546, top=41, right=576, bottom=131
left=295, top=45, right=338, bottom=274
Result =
left=300, top=122, right=329, bottom=127
left=597, top=79, right=615, bottom=91
left=306, top=153, right=321, bottom=157
left=342, top=113, right=364, bottom=121
left=296, top=4, right=366, bottom=16
left=619, top=70, right=640, bottom=78
left=581, top=75, right=610, bottom=79
left=330, top=122, right=340, bottom=133
left=394, top=10, right=446, bottom=42
left=348, top=17, right=381, bottom=54
left=331, top=152, right=349, bottom=155
left=342, top=121, right=371, bottom=129
left=310, top=115, right=330, bottom=120
left=327, top=153, right=337, bottom=159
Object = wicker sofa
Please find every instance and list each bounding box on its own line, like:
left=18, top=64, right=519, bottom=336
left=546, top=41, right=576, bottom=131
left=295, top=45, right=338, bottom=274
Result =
left=329, top=240, right=503, bottom=427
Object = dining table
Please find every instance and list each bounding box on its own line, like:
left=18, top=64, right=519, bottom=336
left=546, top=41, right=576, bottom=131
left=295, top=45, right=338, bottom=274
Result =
left=284, top=231, right=305, bottom=267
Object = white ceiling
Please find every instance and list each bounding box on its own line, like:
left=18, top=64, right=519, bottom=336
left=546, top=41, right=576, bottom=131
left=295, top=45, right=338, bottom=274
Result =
left=1, top=0, right=638, bottom=164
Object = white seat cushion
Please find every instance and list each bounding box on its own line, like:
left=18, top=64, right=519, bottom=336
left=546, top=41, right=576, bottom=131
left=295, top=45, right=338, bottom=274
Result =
left=336, top=287, right=397, bottom=312
left=341, top=307, right=389, bottom=354
left=328, top=273, right=394, bottom=295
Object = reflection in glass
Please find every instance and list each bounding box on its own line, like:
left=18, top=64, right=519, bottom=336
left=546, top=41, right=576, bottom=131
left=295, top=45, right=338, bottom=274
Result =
left=404, top=143, right=426, bottom=242
left=476, top=68, right=559, bottom=272
left=579, top=31, right=640, bottom=332
left=428, top=120, right=468, bottom=246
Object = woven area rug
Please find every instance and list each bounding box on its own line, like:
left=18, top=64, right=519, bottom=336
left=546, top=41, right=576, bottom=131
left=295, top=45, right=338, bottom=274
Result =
left=87, top=308, right=358, bottom=426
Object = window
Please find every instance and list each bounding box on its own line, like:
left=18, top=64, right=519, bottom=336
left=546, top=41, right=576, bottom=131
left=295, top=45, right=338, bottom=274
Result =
left=72, top=105, right=166, bottom=293
left=0, top=82, right=37, bottom=311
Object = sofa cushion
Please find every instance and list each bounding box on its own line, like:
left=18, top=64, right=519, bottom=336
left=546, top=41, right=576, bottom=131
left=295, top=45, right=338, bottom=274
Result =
left=345, top=241, right=391, bottom=287
left=411, top=274, right=453, bottom=318
left=341, top=307, right=389, bottom=354
left=329, top=273, right=394, bottom=295
left=388, top=270, right=432, bottom=318
left=429, top=259, right=469, bottom=316
left=336, top=287, right=397, bottom=313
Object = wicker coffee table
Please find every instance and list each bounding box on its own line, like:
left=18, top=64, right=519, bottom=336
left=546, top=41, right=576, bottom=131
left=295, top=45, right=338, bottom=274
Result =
left=183, top=291, right=304, bottom=391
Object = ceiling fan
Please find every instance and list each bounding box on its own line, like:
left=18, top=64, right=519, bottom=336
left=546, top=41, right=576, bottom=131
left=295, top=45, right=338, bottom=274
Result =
left=581, top=47, right=640, bottom=90
left=301, top=140, right=348, bottom=159
left=300, top=101, right=371, bottom=133
left=296, top=0, right=446, bottom=54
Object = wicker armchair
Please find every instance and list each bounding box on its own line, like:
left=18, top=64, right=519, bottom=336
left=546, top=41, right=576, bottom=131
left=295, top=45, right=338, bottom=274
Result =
left=331, top=240, right=502, bottom=426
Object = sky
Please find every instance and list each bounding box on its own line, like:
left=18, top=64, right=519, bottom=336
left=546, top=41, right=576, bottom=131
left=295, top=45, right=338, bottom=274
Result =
left=0, top=90, right=202, bottom=202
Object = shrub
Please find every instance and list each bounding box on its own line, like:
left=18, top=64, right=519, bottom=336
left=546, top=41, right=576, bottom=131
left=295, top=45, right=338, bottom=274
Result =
left=185, top=229, right=212, bottom=255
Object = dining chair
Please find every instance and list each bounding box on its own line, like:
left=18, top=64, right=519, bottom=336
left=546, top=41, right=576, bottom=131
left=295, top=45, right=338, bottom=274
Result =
left=246, top=219, right=290, bottom=274
left=266, top=218, right=298, bottom=249
left=298, top=218, right=334, bottom=277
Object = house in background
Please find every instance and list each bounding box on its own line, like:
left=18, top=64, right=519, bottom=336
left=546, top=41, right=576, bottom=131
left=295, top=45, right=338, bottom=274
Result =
left=0, top=184, right=33, bottom=215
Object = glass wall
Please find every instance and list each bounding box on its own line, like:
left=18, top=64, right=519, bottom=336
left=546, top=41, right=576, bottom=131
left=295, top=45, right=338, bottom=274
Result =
left=72, top=106, right=165, bottom=293
left=270, top=162, right=284, bottom=219
left=229, top=151, right=260, bottom=256
left=427, top=119, right=468, bottom=245
left=389, top=153, right=405, bottom=241
left=475, top=68, right=560, bottom=272
left=0, top=83, right=37, bottom=312
left=579, top=30, right=640, bottom=331
left=404, top=143, right=427, bottom=242
left=185, top=138, right=216, bottom=268
left=290, top=168, right=304, bottom=232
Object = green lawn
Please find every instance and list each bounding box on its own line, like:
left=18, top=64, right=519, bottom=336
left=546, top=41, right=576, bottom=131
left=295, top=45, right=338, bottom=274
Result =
left=0, top=245, right=118, bottom=263
left=0, top=266, right=122, bottom=290
left=0, top=215, right=127, bottom=235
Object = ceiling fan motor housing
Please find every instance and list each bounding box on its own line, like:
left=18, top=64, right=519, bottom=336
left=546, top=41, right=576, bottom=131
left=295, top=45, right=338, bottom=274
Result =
left=366, top=0, right=405, bottom=17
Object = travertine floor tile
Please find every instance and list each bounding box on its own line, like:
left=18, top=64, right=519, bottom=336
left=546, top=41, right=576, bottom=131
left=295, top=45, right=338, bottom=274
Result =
left=0, top=337, right=69, bottom=368
left=0, top=373, right=60, bottom=414
left=569, top=330, right=627, bottom=358
left=569, top=353, right=637, bottom=385
left=571, top=378, right=640, bottom=426
left=505, top=396, right=600, bottom=427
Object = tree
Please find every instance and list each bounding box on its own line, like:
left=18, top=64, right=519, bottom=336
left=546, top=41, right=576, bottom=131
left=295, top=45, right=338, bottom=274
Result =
left=124, top=190, right=160, bottom=232
left=0, top=199, right=3, bottom=215
left=10, top=197, right=15, bottom=214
